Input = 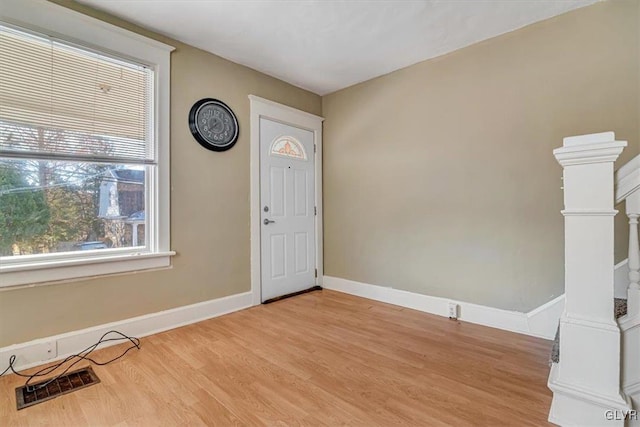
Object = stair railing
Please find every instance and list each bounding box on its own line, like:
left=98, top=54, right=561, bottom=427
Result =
left=615, top=153, right=640, bottom=423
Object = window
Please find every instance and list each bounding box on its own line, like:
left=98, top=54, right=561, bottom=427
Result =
left=0, top=1, right=174, bottom=287
left=270, top=136, right=307, bottom=160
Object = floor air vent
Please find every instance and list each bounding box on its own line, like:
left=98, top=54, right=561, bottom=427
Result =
left=16, top=366, right=100, bottom=410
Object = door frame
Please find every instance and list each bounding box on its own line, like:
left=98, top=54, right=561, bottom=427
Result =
left=249, top=95, right=324, bottom=305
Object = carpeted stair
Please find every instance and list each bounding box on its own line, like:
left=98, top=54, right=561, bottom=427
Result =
left=550, top=298, right=627, bottom=364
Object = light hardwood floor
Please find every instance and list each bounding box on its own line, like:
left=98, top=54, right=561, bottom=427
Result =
left=0, top=290, right=553, bottom=426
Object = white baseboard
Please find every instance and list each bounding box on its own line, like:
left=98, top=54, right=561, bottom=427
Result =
left=323, top=276, right=563, bottom=340
left=527, top=294, right=565, bottom=338
left=0, top=291, right=253, bottom=374
left=2, top=276, right=565, bottom=375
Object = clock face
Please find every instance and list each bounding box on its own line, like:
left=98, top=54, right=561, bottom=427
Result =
left=189, top=99, right=239, bottom=151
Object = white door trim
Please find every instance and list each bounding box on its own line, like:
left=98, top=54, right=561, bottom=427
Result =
left=249, top=95, right=324, bottom=306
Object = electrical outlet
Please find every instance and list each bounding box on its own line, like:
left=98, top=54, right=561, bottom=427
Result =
left=448, top=302, right=458, bottom=320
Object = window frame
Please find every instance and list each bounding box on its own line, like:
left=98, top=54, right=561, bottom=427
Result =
left=0, top=0, right=175, bottom=288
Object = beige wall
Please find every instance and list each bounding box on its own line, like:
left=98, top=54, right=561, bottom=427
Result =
left=322, top=0, right=640, bottom=312
left=0, top=1, right=321, bottom=347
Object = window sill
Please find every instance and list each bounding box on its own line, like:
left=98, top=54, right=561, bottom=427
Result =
left=0, top=251, right=176, bottom=289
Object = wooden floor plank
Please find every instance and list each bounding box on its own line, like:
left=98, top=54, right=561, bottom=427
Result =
left=0, top=290, right=553, bottom=426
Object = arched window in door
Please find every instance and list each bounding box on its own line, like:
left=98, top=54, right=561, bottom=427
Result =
left=270, top=136, right=307, bottom=160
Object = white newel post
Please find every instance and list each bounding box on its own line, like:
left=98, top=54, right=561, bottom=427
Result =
left=622, top=189, right=640, bottom=424
left=549, top=132, right=632, bottom=426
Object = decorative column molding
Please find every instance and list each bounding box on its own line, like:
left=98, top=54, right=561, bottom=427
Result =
left=548, top=132, right=632, bottom=426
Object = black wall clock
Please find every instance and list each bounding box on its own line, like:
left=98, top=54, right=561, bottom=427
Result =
left=188, top=98, right=239, bottom=152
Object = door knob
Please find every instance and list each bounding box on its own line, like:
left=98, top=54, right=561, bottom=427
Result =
left=263, top=219, right=276, bottom=225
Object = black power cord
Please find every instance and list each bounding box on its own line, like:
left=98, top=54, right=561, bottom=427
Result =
left=0, top=330, right=140, bottom=392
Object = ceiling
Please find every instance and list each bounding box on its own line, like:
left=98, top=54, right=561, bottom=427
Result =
left=77, top=0, right=600, bottom=95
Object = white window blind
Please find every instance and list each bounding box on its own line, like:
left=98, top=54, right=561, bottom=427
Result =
left=0, top=24, right=154, bottom=164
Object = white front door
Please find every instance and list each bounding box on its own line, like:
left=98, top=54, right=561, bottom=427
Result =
left=260, top=118, right=316, bottom=302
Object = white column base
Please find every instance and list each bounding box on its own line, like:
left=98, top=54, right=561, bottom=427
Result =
left=557, top=315, right=623, bottom=395
left=549, top=363, right=633, bottom=427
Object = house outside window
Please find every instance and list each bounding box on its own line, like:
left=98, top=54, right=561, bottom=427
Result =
left=99, top=169, right=146, bottom=248
left=0, top=2, right=174, bottom=287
